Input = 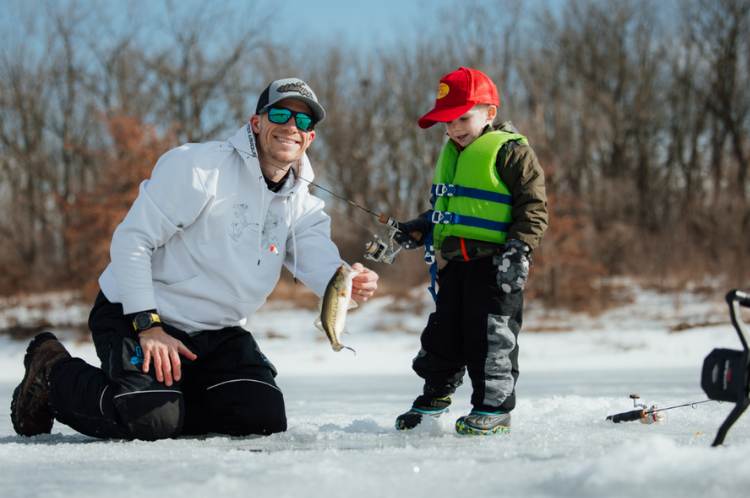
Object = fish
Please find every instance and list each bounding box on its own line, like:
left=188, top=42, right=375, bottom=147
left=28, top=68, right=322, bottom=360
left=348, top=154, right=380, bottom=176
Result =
left=315, top=263, right=359, bottom=354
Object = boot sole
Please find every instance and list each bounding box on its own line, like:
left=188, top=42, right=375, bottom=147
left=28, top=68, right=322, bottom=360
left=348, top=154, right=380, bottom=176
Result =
left=10, top=332, right=59, bottom=436
left=455, top=419, right=511, bottom=436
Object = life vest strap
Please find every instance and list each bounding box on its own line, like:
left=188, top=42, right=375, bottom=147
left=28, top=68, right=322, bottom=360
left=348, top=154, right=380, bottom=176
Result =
left=431, top=183, right=512, bottom=205
left=431, top=210, right=511, bottom=232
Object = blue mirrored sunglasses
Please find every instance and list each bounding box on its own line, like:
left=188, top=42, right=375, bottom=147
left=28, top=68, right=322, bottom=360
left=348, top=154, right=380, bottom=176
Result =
left=264, top=106, right=315, bottom=131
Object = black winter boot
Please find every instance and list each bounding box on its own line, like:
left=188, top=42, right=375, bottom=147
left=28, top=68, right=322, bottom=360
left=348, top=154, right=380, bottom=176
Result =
left=11, top=332, right=71, bottom=436
left=395, top=394, right=451, bottom=430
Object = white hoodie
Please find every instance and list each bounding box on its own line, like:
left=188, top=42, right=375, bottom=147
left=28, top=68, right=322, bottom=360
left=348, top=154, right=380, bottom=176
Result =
left=98, top=124, right=342, bottom=332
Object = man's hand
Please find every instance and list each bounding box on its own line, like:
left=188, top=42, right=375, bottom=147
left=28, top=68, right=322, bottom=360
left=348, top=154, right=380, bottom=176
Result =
left=138, top=327, right=198, bottom=386
left=351, top=262, right=379, bottom=303
left=493, top=239, right=531, bottom=293
left=393, top=213, right=433, bottom=250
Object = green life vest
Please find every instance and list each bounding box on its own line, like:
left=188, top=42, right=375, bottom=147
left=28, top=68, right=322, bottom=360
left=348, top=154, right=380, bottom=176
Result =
left=431, top=130, right=527, bottom=250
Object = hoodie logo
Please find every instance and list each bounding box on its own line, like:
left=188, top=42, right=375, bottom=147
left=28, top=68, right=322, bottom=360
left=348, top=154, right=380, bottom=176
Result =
left=261, top=211, right=281, bottom=253
left=230, top=203, right=258, bottom=242
left=245, top=123, right=258, bottom=157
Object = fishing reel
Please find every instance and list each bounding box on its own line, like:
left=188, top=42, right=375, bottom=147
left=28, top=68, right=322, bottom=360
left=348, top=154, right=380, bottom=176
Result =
left=606, top=394, right=666, bottom=425
left=363, top=214, right=403, bottom=264
left=700, top=289, right=750, bottom=446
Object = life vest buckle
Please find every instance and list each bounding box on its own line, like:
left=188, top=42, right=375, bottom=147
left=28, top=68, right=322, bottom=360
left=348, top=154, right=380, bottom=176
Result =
left=433, top=183, right=457, bottom=197
left=423, top=244, right=436, bottom=265
left=431, top=210, right=455, bottom=224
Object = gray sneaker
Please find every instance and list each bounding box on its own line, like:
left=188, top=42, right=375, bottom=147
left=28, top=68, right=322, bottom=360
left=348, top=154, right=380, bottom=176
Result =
left=455, top=410, right=511, bottom=435
left=11, top=332, right=71, bottom=436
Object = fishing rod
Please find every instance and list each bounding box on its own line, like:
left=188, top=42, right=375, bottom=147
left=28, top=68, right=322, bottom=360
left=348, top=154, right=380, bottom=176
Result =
left=272, top=160, right=405, bottom=264
left=606, top=394, right=716, bottom=424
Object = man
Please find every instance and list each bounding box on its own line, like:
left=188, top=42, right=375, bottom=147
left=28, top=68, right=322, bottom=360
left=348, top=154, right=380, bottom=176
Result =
left=11, top=77, right=379, bottom=440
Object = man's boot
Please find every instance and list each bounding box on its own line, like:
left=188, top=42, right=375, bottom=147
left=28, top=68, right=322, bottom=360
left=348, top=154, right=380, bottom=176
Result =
left=395, top=394, right=452, bottom=430
left=11, top=332, right=71, bottom=436
left=455, top=410, right=511, bottom=435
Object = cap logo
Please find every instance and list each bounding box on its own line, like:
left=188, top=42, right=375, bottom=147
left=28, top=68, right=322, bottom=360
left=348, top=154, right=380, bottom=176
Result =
left=278, top=82, right=314, bottom=99
left=437, top=82, right=449, bottom=99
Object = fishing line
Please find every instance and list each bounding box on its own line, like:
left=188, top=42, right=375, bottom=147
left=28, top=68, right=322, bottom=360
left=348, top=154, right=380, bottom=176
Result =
left=271, top=160, right=383, bottom=219
left=263, top=156, right=404, bottom=263
left=647, top=399, right=715, bottom=414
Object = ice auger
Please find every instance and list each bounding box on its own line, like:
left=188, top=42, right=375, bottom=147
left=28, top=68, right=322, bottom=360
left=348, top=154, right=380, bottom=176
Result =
left=701, top=289, right=750, bottom=446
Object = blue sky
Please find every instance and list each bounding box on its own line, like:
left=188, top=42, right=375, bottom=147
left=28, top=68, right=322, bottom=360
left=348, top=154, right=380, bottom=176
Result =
left=3, top=0, right=567, bottom=56
left=267, top=0, right=452, bottom=50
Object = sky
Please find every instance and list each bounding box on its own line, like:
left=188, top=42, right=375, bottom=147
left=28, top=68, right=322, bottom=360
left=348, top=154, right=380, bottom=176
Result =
left=1, top=0, right=571, bottom=62
left=270, top=0, right=563, bottom=51
left=274, top=0, right=445, bottom=49
left=2, top=0, right=452, bottom=49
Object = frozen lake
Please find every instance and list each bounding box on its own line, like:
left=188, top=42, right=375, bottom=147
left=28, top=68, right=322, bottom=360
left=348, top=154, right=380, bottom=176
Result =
left=1, top=285, right=749, bottom=497
left=1, top=367, right=748, bottom=498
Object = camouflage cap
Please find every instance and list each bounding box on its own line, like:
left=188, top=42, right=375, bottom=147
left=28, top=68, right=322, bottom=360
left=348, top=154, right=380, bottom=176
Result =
left=255, top=77, right=326, bottom=123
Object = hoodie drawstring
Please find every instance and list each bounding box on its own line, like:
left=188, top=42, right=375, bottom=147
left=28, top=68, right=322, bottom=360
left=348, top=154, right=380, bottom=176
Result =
left=291, top=214, right=298, bottom=283
left=290, top=165, right=299, bottom=282
left=258, top=174, right=265, bottom=265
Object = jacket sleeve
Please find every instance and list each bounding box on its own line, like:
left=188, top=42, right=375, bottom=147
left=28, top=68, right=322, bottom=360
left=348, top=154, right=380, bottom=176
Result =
left=497, top=142, right=549, bottom=250
left=109, top=146, right=212, bottom=314
left=284, top=192, right=342, bottom=297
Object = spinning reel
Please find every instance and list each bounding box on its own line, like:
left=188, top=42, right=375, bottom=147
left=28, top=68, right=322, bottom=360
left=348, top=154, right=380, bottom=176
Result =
left=606, top=394, right=668, bottom=425
left=363, top=214, right=403, bottom=265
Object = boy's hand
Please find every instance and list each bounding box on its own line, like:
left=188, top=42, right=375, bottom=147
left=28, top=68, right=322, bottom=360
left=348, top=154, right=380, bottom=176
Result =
left=394, top=213, right=433, bottom=249
left=493, top=239, right=531, bottom=293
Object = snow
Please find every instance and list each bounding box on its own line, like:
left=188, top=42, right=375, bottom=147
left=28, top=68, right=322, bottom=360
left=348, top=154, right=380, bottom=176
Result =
left=1, top=285, right=749, bottom=498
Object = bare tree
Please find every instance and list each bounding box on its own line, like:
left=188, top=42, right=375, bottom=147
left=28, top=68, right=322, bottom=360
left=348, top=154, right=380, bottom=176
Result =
left=142, top=0, right=269, bottom=142
left=687, top=0, right=750, bottom=205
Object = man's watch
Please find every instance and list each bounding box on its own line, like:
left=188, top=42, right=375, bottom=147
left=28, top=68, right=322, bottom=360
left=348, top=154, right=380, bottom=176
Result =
left=132, top=311, right=162, bottom=333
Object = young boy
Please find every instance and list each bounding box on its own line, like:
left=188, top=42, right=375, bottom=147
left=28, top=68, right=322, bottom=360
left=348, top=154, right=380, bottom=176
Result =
left=394, top=67, right=548, bottom=435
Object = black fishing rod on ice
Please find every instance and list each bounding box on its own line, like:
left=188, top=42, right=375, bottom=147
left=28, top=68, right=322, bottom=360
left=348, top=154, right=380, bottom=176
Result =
left=606, top=394, right=716, bottom=424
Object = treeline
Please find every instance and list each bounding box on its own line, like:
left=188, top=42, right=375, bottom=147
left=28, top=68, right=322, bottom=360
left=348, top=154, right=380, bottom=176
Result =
left=1, top=0, right=749, bottom=309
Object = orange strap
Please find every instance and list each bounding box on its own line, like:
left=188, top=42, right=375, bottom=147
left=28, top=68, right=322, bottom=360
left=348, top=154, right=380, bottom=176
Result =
left=459, top=237, right=470, bottom=261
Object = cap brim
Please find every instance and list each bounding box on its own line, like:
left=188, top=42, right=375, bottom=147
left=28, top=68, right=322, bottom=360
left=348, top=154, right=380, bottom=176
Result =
left=417, top=102, right=475, bottom=129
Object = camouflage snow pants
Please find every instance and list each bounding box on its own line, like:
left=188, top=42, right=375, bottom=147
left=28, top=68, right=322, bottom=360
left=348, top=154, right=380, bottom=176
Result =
left=413, top=256, right=523, bottom=412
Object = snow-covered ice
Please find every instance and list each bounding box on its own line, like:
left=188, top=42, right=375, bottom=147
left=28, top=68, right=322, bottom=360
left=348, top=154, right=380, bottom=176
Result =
left=0, top=285, right=749, bottom=498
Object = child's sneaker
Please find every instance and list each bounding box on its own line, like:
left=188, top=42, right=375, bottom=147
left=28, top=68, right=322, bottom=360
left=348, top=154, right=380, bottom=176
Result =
left=455, top=410, right=511, bottom=435
left=395, top=395, right=451, bottom=430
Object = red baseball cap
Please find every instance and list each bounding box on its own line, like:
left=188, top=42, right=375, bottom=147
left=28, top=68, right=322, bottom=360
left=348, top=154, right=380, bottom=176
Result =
left=418, top=67, right=500, bottom=129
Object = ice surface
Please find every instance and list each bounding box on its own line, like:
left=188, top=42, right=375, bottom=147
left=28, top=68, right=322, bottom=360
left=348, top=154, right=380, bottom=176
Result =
left=1, top=287, right=749, bottom=497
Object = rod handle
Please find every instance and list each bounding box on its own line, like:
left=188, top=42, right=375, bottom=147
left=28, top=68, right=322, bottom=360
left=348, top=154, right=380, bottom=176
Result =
left=606, top=409, right=644, bottom=423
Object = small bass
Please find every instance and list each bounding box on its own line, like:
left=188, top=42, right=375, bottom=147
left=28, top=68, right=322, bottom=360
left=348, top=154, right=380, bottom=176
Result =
left=315, top=263, right=359, bottom=353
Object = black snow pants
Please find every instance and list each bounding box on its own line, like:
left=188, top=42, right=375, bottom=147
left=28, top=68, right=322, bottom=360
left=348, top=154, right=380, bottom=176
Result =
left=48, top=292, right=286, bottom=440
left=413, top=256, right=523, bottom=412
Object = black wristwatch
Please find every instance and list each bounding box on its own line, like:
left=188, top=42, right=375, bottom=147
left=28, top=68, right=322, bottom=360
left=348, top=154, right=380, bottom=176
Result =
left=132, top=311, right=162, bottom=333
